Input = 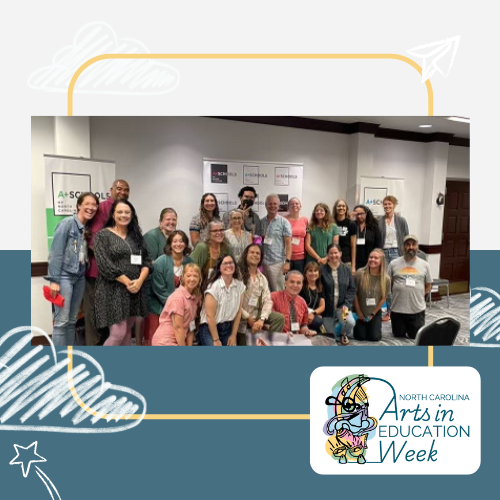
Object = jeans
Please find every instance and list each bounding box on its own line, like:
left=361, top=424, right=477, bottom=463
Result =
left=323, top=310, right=355, bottom=338
left=52, top=272, right=86, bottom=346
left=354, top=312, right=382, bottom=341
left=384, top=248, right=399, bottom=314
left=198, top=321, right=233, bottom=346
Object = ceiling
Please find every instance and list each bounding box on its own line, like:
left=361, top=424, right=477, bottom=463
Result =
left=301, top=116, right=470, bottom=139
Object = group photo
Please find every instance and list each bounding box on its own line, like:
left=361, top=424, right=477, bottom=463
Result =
left=31, top=116, right=470, bottom=347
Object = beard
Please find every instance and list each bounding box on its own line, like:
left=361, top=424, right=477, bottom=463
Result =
left=404, top=248, right=417, bottom=259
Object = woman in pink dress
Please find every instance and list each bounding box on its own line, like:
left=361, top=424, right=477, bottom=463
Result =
left=152, top=263, right=201, bottom=346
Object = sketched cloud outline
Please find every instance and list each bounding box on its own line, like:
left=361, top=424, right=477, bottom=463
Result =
left=470, top=288, right=500, bottom=345
left=27, top=21, right=180, bottom=95
left=0, top=326, right=147, bottom=433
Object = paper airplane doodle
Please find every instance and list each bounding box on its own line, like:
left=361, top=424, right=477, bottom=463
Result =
left=10, top=441, right=61, bottom=499
left=0, top=326, right=147, bottom=432
left=407, top=36, right=460, bottom=82
left=27, top=21, right=180, bottom=95
left=470, top=287, right=500, bottom=346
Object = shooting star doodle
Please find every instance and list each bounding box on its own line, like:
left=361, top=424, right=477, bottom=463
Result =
left=10, top=441, right=61, bottom=499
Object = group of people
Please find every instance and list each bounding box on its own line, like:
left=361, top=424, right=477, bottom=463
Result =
left=46, top=180, right=433, bottom=346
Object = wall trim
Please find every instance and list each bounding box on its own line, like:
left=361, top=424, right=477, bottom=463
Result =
left=209, top=117, right=469, bottom=147
left=32, top=262, right=48, bottom=277
left=419, top=244, right=442, bottom=255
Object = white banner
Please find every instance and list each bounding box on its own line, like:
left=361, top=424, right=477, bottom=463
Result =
left=44, top=155, right=115, bottom=249
left=203, top=159, right=303, bottom=214
left=359, top=176, right=405, bottom=217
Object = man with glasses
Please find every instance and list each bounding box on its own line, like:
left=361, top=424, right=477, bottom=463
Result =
left=223, top=186, right=261, bottom=236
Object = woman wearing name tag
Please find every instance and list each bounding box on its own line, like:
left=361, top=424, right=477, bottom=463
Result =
left=152, top=263, right=201, bottom=346
left=353, top=205, right=382, bottom=271
left=224, top=209, right=252, bottom=264
left=198, top=255, right=246, bottom=346
left=321, top=244, right=356, bottom=346
left=94, top=200, right=153, bottom=346
left=145, top=230, right=193, bottom=344
left=285, top=197, right=308, bottom=274
left=353, top=249, right=391, bottom=342
left=305, top=203, right=339, bottom=265
left=300, top=262, right=327, bottom=334
left=46, top=192, right=99, bottom=346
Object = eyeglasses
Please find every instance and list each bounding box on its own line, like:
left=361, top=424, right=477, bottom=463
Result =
left=221, top=262, right=235, bottom=267
left=210, top=229, right=225, bottom=233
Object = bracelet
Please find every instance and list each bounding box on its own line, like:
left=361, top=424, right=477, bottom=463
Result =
left=213, top=338, right=220, bottom=342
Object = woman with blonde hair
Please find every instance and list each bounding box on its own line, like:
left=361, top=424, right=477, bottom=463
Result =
left=353, top=248, right=391, bottom=342
left=224, top=209, right=252, bottom=263
left=305, top=203, right=339, bottom=265
left=152, top=263, right=202, bottom=346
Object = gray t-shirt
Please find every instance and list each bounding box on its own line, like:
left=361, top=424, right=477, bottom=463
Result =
left=388, top=256, right=432, bottom=314
left=355, top=270, right=391, bottom=317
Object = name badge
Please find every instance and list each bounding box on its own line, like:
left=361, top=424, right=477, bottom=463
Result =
left=189, top=320, right=196, bottom=331
left=291, top=322, right=300, bottom=332
left=366, top=298, right=376, bottom=306
left=406, top=277, right=416, bottom=287
left=264, top=237, right=273, bottom=245
left=291, top=237, right=300, bottom=246
left=248, top=297, right=258, bottom=307
left=131, top=255, right=142, bottom=265
left=357, top=238, right=365, bottom=245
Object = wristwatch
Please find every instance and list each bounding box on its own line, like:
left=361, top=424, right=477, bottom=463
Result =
left=285, top=259, right=291, bottom=263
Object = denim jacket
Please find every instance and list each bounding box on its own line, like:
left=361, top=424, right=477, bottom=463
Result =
left=46, top=215, right=87, bottom=282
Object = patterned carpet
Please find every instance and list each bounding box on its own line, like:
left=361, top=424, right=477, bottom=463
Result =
left=311, top=293, right=470, bottom=347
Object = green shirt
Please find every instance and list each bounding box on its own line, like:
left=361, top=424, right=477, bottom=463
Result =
left=306, top=224, right=339, bottom=262
left=144, top=227, right=167, bottom=262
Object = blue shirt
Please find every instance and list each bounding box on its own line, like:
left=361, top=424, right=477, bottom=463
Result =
left=260, top=215, right=292, bottom=265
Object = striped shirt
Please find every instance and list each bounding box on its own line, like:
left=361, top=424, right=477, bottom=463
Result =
left=260, top=215, right=292, bottom=265
left=200, top=277, right=246, bottom=324
left=271, top=290, right=309, bottom=333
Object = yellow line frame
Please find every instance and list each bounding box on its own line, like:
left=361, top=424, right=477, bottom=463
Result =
left=66, top=52, right=434, bottom=420
left=67, top=53, right=433, bottom=116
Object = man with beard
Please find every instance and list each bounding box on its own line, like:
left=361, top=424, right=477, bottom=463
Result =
left=387, top=235, right=432, bottom=339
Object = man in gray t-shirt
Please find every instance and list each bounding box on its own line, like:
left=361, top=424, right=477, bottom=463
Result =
left=387, top=234, right=432, bottom=339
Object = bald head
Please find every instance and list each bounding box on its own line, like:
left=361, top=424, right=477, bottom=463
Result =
left=110, top=179, right=130, bottom=202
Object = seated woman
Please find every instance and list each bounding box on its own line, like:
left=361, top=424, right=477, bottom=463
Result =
left=189, top=192, right=221, bottom=246
left=224, top=209, right=252, bottom=264
left=198, top=255, right=245, bottom=346
left=145, top=230, right=193, bottom=344
left=353, top=249, right=390, bottom=342
left=152, top=263, right=201, bottom=346
left=190, top=220, right=233, bottom=287
left=320, top=244, right=355, bottom=346
left=238, top=243, right=285, bottom=345
left=300, top=261, right=327, bottom=334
